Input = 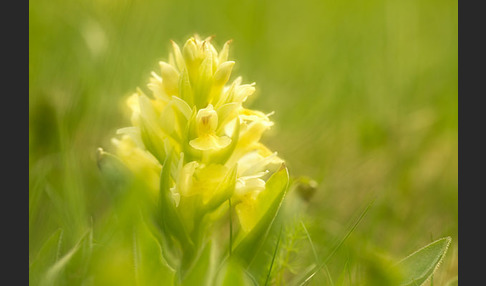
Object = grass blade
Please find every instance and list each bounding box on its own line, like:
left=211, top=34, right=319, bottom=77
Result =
left=293, top=200, right=374, bottom=286
left=264, top=226, right=283, bottom=286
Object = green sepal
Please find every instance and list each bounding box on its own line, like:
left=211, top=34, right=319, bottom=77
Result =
left=180, top=241, right=214, bottom=286
left=207, top=117, right=240, bottom=165
left=194, top=49, right=214, bottom=109
left=182, top=107, right=202, bottom=162
left=216, top=102, right=240, bottom=134
left=210, top=61, right=235, bottom=107
left=159, top=96, right=192, bottom=147
left=159, top=102, right=183, bottom=143
left=179, top=68, right=194, bottom=106
left=203, top=163, right=238, bottom=213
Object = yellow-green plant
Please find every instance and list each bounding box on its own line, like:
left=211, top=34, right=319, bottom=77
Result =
left=103, top=35, right=289, bottom=285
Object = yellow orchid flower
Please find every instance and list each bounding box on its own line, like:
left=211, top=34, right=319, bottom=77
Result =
left=189, top=104, right=232, bottom=151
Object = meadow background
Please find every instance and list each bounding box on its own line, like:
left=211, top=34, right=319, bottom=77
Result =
left=29, top=0, right=458, bottom=284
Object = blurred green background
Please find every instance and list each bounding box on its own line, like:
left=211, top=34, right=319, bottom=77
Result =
left=29, top=0, right=457, bottom=284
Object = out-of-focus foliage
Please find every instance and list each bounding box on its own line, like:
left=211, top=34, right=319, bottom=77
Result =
left=29, top=0, right=457, bottom=284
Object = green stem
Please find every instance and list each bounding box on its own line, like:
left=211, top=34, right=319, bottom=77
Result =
left=229, top=198, right=233, bottom=256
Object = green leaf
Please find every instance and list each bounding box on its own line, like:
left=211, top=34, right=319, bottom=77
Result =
left=396, top=237, right=452, bottom=286
left=291, top=201, right=374, bottom=286
left=134, top=218, right=176, bottom=285
left=158, top=153, right=194, bottom=252
left=445, top=276, right=458, bottom=286
left=141, top=211, right=179, bottom=271
left=181, top=241, right=213, bottom=286
left=264, top=226, right=282, bottom=286
left=233, top=164, right=289, bottom=266
left=214, top=258, right=255, bottom=286
left=29, top=228, right=64, bottom=281
left=40, top=230, right=91, bottom=286
left=64, top=228, right=95, bottom=284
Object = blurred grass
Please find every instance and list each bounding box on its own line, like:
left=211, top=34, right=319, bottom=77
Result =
left=29, top=0, right=457, bottom=284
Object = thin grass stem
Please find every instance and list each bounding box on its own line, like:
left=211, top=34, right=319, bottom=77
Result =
left=264, top=226, right=283, bottom=286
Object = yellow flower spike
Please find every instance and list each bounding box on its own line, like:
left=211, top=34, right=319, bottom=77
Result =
left=108, top=36, right=289, bottom=258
